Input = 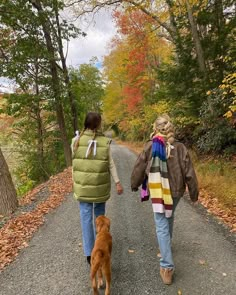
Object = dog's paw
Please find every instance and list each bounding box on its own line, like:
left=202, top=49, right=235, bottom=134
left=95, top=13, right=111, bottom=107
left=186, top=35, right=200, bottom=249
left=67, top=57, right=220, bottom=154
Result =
left=97, top=279, right=104, bottom=289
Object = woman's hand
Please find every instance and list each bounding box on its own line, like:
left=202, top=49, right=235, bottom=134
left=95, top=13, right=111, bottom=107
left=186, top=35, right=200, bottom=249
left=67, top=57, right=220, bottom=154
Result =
left=116, top=182, right=123, bottom=195
left=131, top=187, right=138, bottom=192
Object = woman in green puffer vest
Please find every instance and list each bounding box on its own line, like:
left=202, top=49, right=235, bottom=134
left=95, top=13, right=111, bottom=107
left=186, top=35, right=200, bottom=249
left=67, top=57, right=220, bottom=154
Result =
left=72, top=112, right=123, bottom=265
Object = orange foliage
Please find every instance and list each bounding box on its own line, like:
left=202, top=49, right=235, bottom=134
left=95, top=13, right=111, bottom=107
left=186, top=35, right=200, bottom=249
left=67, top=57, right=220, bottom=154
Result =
left=103, top=9, right=172, bottom=135
left=112, top=10, right=156, bottom=112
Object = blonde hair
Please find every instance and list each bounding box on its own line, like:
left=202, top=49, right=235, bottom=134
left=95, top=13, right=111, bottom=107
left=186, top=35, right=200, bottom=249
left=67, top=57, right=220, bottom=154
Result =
left=153, top=114, right=175, bottom=144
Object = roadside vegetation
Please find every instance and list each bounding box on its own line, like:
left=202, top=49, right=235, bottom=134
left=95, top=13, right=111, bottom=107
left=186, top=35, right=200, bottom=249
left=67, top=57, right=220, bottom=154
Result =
left=0, top=1, right=235, bottom=226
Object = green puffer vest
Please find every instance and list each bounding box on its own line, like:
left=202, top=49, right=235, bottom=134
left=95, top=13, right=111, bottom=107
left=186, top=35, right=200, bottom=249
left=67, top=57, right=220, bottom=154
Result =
left=72, top=130, right=111, bottom=203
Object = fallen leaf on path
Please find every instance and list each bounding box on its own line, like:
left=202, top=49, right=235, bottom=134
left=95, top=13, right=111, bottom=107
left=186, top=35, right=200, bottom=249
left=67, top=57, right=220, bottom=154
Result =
left=0, top=167, right=73, bottom=271
left=199, top=189, right=236, bottom=232
left=128, top=249, right=135, bottom=253
left=199, top=259, right=206, bottom=265
left=177, top=290, right=182, bottom=295
left=222, top=273, right=227, bottom=276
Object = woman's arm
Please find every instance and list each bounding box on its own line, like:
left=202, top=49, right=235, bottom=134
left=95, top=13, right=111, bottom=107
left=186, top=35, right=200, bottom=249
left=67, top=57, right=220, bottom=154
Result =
left=109, top=149, right=123, bottom=195
left=184, top=150, right=199, bottom=202
left=131, top=142, right=152, bottom=191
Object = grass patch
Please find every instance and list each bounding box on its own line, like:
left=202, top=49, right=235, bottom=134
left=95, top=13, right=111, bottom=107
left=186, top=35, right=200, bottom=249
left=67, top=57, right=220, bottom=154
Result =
left=191, top=152, right=236, bottom=211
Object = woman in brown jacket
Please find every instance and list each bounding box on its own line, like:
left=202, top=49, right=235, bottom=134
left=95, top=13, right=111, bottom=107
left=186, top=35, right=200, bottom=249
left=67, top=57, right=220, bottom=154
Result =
left=131, top=114, right=199, bottom=285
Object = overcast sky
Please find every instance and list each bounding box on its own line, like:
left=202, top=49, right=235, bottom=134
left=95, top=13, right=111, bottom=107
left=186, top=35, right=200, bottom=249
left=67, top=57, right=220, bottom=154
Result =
left=66, top=7, right=117, bottom=67
left=0, top=7, right=117, bottom=92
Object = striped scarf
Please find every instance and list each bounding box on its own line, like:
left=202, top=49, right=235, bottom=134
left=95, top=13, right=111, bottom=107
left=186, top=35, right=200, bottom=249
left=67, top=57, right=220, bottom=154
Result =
left=148, top=134, right=173, bottom=218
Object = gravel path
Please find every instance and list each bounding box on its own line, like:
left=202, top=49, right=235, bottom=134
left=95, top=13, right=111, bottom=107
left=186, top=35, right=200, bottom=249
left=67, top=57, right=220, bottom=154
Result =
left=0, top=144, right=235, bottom=295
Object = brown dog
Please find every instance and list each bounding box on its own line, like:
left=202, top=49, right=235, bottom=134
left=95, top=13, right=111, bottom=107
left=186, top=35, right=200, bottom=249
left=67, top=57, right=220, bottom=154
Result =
left=90, top=215, right=112, bottom=295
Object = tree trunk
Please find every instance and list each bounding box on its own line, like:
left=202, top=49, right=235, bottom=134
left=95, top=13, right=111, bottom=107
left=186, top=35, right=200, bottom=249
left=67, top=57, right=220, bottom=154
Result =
left=0, top=148, right=18, bottom=215
left=30, top=0, right=72, bottom=166
left=215, top=0, right=224, bottom=82
left=185, top=0, right=207, bottom=74
left=55, top=100, right=72, bottom=166
left=35, top=64, right=46, bottom=180
left=165, top=0, right=184, bottom=63
left=35, top=102, right=47, bottom=180
left=54, top=4, right=79, bottom=133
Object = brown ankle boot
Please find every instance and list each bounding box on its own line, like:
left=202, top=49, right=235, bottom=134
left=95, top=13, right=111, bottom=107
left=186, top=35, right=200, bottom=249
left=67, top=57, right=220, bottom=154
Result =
left=160, top=267, right=174, bottom=285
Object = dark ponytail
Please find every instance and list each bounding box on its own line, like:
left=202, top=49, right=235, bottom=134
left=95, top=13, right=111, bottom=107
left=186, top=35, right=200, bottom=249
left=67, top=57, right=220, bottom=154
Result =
left=74, top=112, right=102, bottom=152
left=84, top=112, right=102, bottom=131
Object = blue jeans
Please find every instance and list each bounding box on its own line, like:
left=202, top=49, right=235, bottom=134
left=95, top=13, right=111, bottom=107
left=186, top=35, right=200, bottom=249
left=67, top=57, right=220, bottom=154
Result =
left=154, top=197, right=180, bottom=269
left=79, top=202, right=106, bottom=256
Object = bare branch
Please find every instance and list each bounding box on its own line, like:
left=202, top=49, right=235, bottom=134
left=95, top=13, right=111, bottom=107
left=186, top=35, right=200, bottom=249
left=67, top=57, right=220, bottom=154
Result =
left=126, top=0, right=174, bottom=37
left=66, top=0, right=174, bottom=42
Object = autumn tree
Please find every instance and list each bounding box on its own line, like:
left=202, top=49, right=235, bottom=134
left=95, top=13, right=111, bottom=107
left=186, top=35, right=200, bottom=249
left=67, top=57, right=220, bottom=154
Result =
left=103, top=41, right=129, bottom=127
left=102, top=9, right=172, bottom=140
left=77, top=0, right=236, bottom=153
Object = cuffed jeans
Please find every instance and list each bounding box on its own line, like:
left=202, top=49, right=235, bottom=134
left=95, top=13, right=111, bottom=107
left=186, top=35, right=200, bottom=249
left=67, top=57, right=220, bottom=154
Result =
left=154, top=197, right=180, bottom=269
left=79, top=202, right=106, bottom=256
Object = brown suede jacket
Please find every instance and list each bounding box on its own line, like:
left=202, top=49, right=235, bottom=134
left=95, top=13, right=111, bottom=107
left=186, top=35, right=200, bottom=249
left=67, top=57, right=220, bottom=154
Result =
left=131, top=140, right=199, bottom=202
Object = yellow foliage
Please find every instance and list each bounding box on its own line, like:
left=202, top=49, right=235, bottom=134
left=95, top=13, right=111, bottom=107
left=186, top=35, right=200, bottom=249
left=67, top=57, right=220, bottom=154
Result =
left=143, top=101, right=171, bottom=124
left=224, top=111, right=233, bottom=118
left=102, top=82, right=125, bottom=124
left=102, top=8, right=173, bottom=128
left=221, top=71, right=236, bottom=120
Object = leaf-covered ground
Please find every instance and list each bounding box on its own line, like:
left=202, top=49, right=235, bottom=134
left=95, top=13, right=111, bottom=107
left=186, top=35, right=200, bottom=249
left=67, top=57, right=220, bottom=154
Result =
left=199, top=189, right=236, bottom=233
left=0, top=168, right=73, bottom=271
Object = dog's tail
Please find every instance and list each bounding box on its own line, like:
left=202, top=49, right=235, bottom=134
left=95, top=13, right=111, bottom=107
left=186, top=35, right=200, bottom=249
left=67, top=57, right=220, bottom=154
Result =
left=90, top=249, right=104, bottom=278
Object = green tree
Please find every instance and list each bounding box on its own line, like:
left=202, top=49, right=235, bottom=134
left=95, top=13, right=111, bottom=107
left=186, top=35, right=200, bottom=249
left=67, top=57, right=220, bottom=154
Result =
left=0, top=0, right=83, bottom=166
left=1, top=91, right=65, bottom=185
left=69, top=62, right=104, bottom=128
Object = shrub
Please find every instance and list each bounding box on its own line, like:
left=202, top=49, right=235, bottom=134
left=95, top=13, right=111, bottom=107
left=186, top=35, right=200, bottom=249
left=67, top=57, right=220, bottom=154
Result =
left=196, top=89, right=236, bottom=155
